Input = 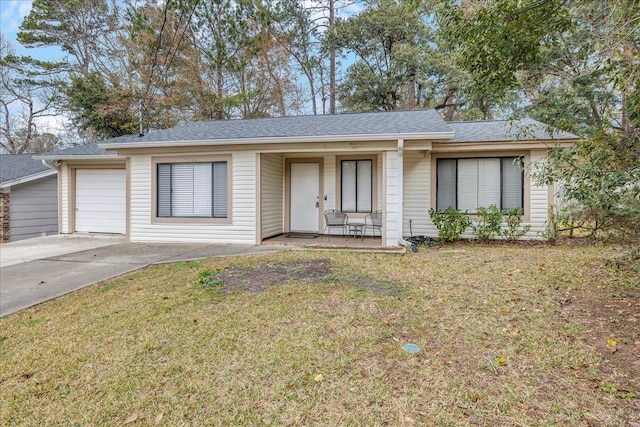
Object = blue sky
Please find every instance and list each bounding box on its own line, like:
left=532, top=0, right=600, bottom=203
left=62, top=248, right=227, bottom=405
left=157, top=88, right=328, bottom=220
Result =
left=1, top=0, right=63, bottom=60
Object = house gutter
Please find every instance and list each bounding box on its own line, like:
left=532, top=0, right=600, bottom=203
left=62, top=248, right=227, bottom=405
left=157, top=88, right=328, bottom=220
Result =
left=396, top=138, right=416, bottom=252
left=41, top=159, right=59, bottom=171
left=98, top=132, right=455, bottom=150
left=0, top=168, right=57, bottom=190
left=33, top=154, right=122, bottom=161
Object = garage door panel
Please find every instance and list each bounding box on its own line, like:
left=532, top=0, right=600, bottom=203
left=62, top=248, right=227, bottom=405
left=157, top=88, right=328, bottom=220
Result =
left=76, top=169, right=126, bottom=234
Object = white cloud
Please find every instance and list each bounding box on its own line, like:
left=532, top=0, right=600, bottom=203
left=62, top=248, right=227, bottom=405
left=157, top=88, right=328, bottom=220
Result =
left=0, top=1, right=33, bottom=36
left=33, top=114, right=70, bottom=134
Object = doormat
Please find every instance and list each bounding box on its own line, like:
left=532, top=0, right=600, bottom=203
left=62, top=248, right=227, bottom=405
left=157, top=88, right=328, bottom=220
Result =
left=285, top=233, right=319, bottom=239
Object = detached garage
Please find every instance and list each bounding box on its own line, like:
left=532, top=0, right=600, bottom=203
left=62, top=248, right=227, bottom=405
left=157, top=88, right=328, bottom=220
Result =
left=75, top=169, right=126, bottom=234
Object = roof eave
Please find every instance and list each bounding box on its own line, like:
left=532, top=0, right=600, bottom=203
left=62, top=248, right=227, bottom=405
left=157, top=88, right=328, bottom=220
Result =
left=447, top=137, right=580, bottom=144
left=33, top=154, right=122, bottom=161
left=98, top=132, right=456, bottom=150
left=0, top=169, right=57, bottom=189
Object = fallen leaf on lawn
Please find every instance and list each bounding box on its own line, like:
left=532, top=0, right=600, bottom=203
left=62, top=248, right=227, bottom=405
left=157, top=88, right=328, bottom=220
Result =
left=314, top=374, right=324, bottom=382
left=608, top=346, right=618, bottom=354
left=124, top=413, right=138, bottom=424
left=154, top=413, right=164, bottom=424
left=497, top=356, right=507, bottom=366
left=607, top=338, right=617, bottom=347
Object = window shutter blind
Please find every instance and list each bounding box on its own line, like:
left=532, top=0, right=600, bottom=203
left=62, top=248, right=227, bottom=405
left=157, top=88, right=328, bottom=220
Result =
left=341, top=161, right=356, bottom=212
left=436, top=159, right=456, bottom=210
left=192, top=163, right=212, bottom=216
left=171, top=164, right=196, bottom=217
left=457, top=159, right=478, bottom=211
left=502, top=158, right=523, bottom=210
left=356, top=160, right=372, bottom=212
left=477, top=158, right=501, bottom=208
left=212, top=162, right=227, bottom=218
left=157, top=164, right=171, bottom=217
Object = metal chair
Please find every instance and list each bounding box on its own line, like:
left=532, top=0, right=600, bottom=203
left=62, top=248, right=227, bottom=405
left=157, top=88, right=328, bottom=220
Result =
left=323, top=210, right=348, bottom=239
left=364, top=211, right=382, bottom=237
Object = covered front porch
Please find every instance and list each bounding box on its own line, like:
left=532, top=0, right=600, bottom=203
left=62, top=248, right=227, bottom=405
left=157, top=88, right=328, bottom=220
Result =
left=256, top=144, right=405, bottom=248
left=262, top=233, right=384, bottom=249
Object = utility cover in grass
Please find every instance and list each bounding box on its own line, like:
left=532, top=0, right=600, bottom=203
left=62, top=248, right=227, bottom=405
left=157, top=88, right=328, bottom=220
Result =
left=402, top=343, right=421, bottom=354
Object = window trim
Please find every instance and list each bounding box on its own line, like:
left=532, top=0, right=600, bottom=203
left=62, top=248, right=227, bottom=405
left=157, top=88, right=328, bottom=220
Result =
left=151, top=155, right=232, bottom=225
left=336, top=155, right=377, bottom=216
left=431, top=152, right=530, bottom=221
left=157, top=162, right=228, bottom=219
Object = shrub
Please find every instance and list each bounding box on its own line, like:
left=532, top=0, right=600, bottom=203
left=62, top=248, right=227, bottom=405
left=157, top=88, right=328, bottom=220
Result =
left=472, top=205, right=503, bottom=242
left=502, top=207, right=531, bottom=241
left=429, top=207, right=472, bottom=242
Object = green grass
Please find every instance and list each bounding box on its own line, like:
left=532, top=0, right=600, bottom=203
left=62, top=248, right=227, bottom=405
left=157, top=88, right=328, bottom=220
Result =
left=0, top=245, right=637, bottom=425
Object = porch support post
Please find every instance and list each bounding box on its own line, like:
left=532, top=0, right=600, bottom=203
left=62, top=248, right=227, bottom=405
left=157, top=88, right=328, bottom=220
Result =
left=383, top=150, right=400, bottom=247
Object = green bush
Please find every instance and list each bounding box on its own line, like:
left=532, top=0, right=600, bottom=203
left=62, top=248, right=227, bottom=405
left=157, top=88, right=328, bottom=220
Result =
left=429, top=207, right=472, bottom=242
left=472, top=205, right=503, bottom=242
left=502, top=207, right=531, bottom=241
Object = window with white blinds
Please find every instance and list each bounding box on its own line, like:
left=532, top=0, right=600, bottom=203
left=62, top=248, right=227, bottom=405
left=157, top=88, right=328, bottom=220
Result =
left=436, top=157, right=523, bottom=213
left=341, top=160, right=372, bottom=213
left=157, top=162, right=227, bottom=218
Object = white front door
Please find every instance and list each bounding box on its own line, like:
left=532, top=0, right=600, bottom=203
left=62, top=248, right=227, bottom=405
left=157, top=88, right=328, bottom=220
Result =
left=290, top=162, right=319, bottom=232
left=75, top=169, right=126, bottom=234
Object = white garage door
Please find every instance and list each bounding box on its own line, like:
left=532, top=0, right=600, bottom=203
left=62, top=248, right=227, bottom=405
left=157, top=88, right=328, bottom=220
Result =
left=76, top=169, right=126, bottom=234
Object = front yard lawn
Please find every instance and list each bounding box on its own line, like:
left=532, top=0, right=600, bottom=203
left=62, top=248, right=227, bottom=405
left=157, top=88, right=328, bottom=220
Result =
left=1, top=244, right=638, bottom=425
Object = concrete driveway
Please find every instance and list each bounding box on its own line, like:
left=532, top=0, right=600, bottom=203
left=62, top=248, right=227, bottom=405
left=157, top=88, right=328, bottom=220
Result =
left=0, top=235, right=286, bottom=317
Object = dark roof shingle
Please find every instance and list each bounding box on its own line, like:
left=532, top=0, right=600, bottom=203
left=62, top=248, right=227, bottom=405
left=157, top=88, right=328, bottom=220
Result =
left=99, top=109, right=452, bottom=145
left=448, top=119, right=579, bottom=143
left=0, top=154, right=53, bottom=184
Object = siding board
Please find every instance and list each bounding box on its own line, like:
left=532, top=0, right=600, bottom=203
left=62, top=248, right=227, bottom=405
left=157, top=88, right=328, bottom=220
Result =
left=129, top=152, right=257, bottom=243
left=260, top=154, right=284, bottom=239
left=9, top=176, right=58, bottom=241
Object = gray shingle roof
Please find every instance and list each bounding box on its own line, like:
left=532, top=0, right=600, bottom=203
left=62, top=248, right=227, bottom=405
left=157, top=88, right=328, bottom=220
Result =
left=0, top=154, right=53, bottom=184
left=36, top=113, right=580, bottom=159
left=448, top=119, right=579, bottom=143
left=44, top=143, right=114, bottom=157
left=99, top=109, right=452, bottom=145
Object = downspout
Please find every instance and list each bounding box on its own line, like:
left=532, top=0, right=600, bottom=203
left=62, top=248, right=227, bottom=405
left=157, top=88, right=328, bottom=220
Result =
left=41, top=159, right=59, bottom=171
left=397, top=138, right=417, bottom=252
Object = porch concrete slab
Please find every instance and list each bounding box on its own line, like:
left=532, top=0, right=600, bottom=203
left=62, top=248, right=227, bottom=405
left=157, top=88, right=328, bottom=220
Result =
left=0, top=240, right=287, bottom=318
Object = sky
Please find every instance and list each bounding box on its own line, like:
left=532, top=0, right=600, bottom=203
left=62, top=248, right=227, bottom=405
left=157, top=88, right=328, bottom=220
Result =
left=1, top=0, right=64, bottom=59
left=1, top=1, right=70, bottom=136
left=0, top=0, right=363, bottom=139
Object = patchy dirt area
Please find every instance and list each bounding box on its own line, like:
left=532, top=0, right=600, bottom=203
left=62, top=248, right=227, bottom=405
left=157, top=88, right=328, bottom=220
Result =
left=560, top=257, right=640, bottom=408
left=205, top=259, right=401, bottom=294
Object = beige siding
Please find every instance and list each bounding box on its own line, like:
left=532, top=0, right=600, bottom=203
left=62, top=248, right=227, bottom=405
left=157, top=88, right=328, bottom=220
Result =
left=260, top=154, right=283, bottom=239
left=527, top=149, right=550, bottom=237
left=60, top=164, right=70, bottom=233
left=129, top=152, right=257, bottom=243
left=9, top=176, right=58, bottom=241
left=402, top=150, right=432, bottom=237
left=423, top=150, right=551, bottom=240
left=323, top=154, right=336, bottom=212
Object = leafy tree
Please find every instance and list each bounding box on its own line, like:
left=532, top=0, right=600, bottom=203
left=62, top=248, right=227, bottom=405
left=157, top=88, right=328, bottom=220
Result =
left=437, top=0, right=572, bottom=118
left=18, top=0, right=120, bottom=77
left=65, top=71, right=137, bottom=139
left=0, top=33, right=64, bottom=154
left=328, top=0, right=432, bottom=112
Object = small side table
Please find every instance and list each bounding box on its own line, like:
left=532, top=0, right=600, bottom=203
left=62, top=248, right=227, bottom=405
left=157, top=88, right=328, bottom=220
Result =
left=347, top=222, right=365, bottom=240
